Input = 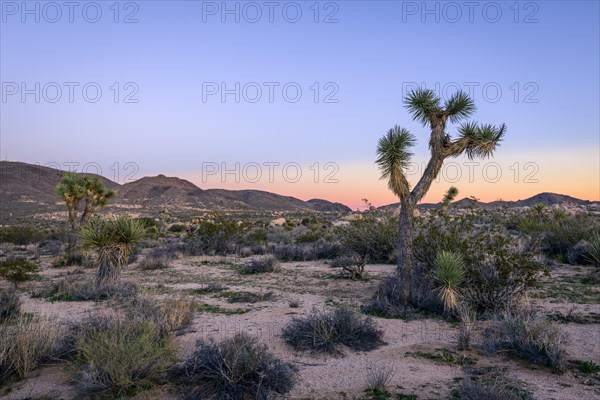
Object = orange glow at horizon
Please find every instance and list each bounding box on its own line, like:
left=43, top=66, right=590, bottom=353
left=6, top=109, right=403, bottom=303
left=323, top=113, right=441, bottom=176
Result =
left=178, top=149, right=600, bottom=210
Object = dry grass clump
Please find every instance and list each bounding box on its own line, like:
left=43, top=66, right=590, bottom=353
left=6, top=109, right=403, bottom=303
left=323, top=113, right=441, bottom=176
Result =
left=139, top=255, right=171, bottom=270
left=241, top=255, right=281, bottom=274
left=35, top=279, right=136, bottom=302
left=175, top=333, right=297, bottom=400
left=0, top=315, right=61, bottom=384
left=456, top=369, right=534, bottom=400
left=0, top=287, right=21, bottom=322
left=282, top=307, right=385, bottom=355
left=482, top=307, right=568, bottom=373
left=120, top=295, right=194, bottom=337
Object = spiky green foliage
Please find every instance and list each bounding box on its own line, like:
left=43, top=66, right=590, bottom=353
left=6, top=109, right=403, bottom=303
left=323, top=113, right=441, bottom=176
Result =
left=80, top=216, right=146, bottom=286
left=432, top=251, right=466, bottom=312
left=375, top=126, right=416, bottom=197
left=456, top=121, right=507, bottom=159
left=444, top=91, right=476, bottom=123
left=584, top=232, right=600, bottom=267
left=404, top=89, right=441, bottom=126
left=441, top=186, right=459, bottom=210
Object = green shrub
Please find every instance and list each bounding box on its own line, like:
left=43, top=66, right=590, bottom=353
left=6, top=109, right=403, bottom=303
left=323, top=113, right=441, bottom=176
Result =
left=432, top=251, right=466, bottom=312
left=482, top=308, right=567, bottom=373
left=186, top=212, right=244, bottom=255
left=168, top=224, right=187, bottom=233
left=0, top=287, right=21, bottom=322
left=578, top=360, right=600, bottom=374
left=0, top=257, right=40, bottom=288
left=414, top=209, right=544, bottom=314
left=337, top=213, right=397, bottom=264
left=72, top=313, right=175, bottom=398
left=282, top=307, right=385, bottom=355
left=175, top=333, right=297, bottom=400
left=0, top=225, right=45, bottom=244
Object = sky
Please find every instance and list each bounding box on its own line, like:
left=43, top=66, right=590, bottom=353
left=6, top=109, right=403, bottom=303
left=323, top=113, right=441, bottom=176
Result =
left=1, top=0, right=599, bottom=210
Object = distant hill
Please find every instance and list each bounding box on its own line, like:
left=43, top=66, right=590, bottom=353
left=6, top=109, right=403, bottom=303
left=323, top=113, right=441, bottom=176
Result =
left=0, top=161, right=351, bottom=222
left=380, top=192, right=595, bottom=211
left=307, top=198, right=352, bottom=213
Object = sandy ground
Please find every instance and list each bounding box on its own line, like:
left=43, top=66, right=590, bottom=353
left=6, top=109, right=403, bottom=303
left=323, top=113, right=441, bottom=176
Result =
left=2, top=252, right=600, bottom=400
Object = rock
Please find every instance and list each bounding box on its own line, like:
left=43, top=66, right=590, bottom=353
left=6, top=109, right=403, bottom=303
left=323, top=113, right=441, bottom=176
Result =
left=269, top=217, right=287, bottom=227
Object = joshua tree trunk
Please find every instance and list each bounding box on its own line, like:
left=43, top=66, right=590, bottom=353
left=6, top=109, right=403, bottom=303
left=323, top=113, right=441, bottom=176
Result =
left=95, top=258, right=121, bottom=287
left=397, top=197, right=415, bottom=304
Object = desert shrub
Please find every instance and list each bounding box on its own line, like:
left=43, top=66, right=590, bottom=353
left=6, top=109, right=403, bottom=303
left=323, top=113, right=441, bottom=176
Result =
left=364, top=365, right=393, bottom=394
left=35, top=279, right=136, bottom=302
left=0, top=315, right=61, bottom=384
left=579, top=360, right=600, bottom=374
left=0, top=257, right=40, bottom=288
left=120, top=295, right=193, bottom=337
left=337, top=213, right=397, bottom=264
left=135, top=217, right=161, bottom=239
left=168, top=224, right=187, bottom=233
left=271, top=241, right=342, bottom=261
left=330, top=253, right=366, bottom=279
left=456, top=373, right=534, bottom=400
left=71, top=313, right=175, bottom=398
left=37, top=239, right=64, bottom=256
left=241, top=255, right=281, bottom=274
left=541, top=215, right=600, bottom=263
left=0, top=225, right=45, bottom=245
left=221, top=290, right=274, bottom=303
left=149, top=239, right=187, bottom=259
left=194, top=282, right=228, bottom=294
left=175, top=333, right=296, bottom=400
left=482, top=308, right=568, bottom=373
left=414, top=210, right=544, bottom=314
left=186, top=212, right=244, bottom=255
left=583, top=232, right=600, bottom=267
left=457, top=304, right=475, bottom=351
left=139, top=255, right=170, bottom=270
left=282, top=307, right=385, bottom=355
left=0, top=288, right=21, bottom=322
left=362, top=274, right=442, bottom=319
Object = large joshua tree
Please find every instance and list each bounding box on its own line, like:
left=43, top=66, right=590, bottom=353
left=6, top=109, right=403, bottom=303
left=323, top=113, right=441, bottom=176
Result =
left=376, top=89, right=506, bottom=305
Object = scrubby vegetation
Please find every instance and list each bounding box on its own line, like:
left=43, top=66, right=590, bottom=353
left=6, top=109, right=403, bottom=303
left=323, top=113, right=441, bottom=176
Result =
left=175, top=333, right=297, bottom=400
left=0, top=257, right=40, bottom=288
left=482, top=307, right=568, bottom=373
left=0, top=288, right=21, bottom=322
left=282, top=307, right=385, bottom=355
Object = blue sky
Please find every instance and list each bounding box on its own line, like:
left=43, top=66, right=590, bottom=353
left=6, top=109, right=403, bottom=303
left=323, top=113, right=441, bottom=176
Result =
left=1, top=1, right=599, bottom=208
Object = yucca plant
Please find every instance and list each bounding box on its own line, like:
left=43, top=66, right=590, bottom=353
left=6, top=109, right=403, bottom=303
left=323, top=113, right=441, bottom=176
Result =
left=432, top=250, right=466, bottom=312
left=441, top=186, right=459, bottom=211
left=80, top=216, right=146, bottom=287
left=584, top=232, right=600, bottom=267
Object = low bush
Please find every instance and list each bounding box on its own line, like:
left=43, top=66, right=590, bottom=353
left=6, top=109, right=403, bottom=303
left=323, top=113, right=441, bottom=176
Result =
left=0, top=287, right=21, bottom=322
left=456, top=371, right=534, bottom=400
left=0, top=225, right=45, bottom=245
left=482, top=308, right=568, bottom=373
left=120, top=295, right=193, bottom=337
left=175, top=333, right=297, bottom=400
left=139, top=255, right=170, bottom=270
left=330, top=254, right=367, bottom=279
left=0, top=257, right=40, bottom=288
left=71, top=313, right=175, bottom=398
left=35, top=279, right=136, bottom=302
left=414, top=209, right=544, bottom=314
left=337, top=213, right=397, bottom=264
left=282, top=307, right=385, bottom=355
left=584, top=232, right=600, bottom=267
left=186, top=212, right=244, bottom=255
left=0, top=315, right=61, bottom=384
left=271, top=241, right=342, bottom=261
left=242, top=255, right=281, bottom=274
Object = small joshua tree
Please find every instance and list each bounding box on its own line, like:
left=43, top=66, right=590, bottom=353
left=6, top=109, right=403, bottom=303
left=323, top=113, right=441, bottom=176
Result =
left=376, top=88, right=506, bottom=305
left=441, top=186, right=459, bottom=211
left=80, top=216, right=146, bottom=287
